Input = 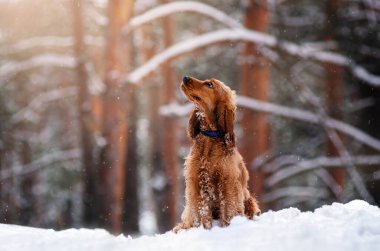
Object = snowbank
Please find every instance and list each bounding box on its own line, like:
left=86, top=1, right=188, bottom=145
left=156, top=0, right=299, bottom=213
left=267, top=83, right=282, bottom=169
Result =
left=1, top=200, right=379, bottom=251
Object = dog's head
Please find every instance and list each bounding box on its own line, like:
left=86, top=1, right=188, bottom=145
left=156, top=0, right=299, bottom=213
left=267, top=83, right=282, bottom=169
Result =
left=181, top=76, right=236, bottom=148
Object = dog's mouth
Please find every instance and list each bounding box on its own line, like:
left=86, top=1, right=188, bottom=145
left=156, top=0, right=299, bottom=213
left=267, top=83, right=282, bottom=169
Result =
left=190, top=95, right=201, bottom=102
left=180, top=82, right=187, bottom=91
left=181, top=82, right=203, bottom=104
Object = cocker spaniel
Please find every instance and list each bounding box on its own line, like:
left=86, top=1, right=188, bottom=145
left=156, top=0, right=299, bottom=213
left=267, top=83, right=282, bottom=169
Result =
left=173, top=76, right=260, bottom=233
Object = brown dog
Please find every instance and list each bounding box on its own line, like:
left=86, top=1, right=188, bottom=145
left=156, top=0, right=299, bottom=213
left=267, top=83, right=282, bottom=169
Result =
left=173, top=76, right=260, bottom=233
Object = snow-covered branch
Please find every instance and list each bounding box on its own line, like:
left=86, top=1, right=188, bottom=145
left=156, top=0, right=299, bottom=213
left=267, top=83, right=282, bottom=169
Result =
left=160, top=95, right=380, bottom=152
left=10, top=87, right=77, bottom=124
left=343, top=6, right=380, bottom=23
left=295, top=82, right=375, bottom=202
left=86, top=62, right=106, bottom=95
left=160, top=102, right=192, bottom=117
left=362, top=0, right=380, bottom=12
left=263, top=186, right=328, bottom=203
left=266, top=155, right=380, bottom=186
left=122, top=29, right=275, bottom=84
left=0, top=148, right=80, bottom=180
left=0, top=53, right=75, bottom=79
left=315, top=169, right=343, bottom=198
left=271, top=15, right=321, bottom=27
left=0, top=36, right=104, bottom=55
left=373, top=170, right=380, bottom=180
left=123, top=1, right=242, bottom=35
left=263, top=155, right=304, bottom=173
left=122, top=28, right=380, bottom=87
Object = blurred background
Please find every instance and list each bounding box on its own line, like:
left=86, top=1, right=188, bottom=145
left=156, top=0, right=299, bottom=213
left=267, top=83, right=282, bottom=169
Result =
left=0, top=0, right=380, bottom=235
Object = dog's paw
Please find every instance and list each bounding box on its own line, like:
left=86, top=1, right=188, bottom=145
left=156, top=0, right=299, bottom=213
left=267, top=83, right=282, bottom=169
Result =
left=244, top=196, right=260, bottom=219
left=173, top=222, right=191, bottom=233
left=219, top=219, right=231, bottom=227
left=202, top=219, right=212, bottom=230
left=172, top=225, right=182, bottom=234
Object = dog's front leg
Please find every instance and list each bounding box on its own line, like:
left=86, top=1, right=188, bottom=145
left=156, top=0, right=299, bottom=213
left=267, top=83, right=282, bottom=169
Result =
left=218, top=183, right=245, bottom=227
left=198, top=197, right=213, bottom=229
left=197, top=167, right=214, bottom=229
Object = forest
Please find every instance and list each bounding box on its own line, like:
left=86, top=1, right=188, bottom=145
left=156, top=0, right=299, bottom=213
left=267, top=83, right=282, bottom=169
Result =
left=0, top=0, right=379, bottom=235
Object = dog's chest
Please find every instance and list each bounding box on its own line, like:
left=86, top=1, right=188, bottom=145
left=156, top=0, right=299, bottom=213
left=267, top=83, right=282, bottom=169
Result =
left=187, top=150, right=228, bottom=194
left=197, top=159, right=222, bottom=202
left=185, top=140, right=237, bottom=194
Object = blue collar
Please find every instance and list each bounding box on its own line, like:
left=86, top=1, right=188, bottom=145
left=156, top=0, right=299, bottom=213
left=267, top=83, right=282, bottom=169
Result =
left=201, top=130, right=223, bottom=138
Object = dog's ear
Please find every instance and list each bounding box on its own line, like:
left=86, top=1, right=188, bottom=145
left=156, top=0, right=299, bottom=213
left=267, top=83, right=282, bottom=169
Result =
left=216, top=103, right=235, bottom=149
left=188, top=108, right=201, bottom=139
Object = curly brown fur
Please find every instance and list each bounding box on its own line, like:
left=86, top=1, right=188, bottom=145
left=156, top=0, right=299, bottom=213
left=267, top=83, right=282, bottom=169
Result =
left=173, top=76, right=260, bottom=233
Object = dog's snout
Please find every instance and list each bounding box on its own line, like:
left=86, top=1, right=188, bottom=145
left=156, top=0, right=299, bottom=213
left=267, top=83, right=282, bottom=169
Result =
left=183, top=76, right=191, bottom=84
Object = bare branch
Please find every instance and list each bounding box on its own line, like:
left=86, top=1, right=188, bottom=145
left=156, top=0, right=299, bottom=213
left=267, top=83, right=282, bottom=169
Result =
left=10, top=87, right=77, bottom=124
left=263, top=186, right=329, bottom=203
left=362, top=0, right=380, bottom=12
left=373, top=170, right=380, bottom=180
left=315, top=169, right=343, bottom=199
left=0, top=149, right=80, bottom=181
left=266, top=155, right=380, bottom=187
left=278, top=196, right=319, bottom=208
left=263, top=154, right=303, bottom=173
left=292, top=76, right=375, bottom=203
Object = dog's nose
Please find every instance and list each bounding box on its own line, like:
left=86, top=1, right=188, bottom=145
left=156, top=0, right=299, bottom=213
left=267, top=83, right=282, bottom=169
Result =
left=183, top=76, right=191, bottom=84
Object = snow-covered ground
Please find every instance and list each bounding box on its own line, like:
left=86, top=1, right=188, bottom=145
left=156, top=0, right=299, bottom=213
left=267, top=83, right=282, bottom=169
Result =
left=1, top=200, right=379, bottom=251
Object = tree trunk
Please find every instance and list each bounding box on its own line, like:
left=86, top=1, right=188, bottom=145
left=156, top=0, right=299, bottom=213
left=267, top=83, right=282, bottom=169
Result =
left=138, top=24, right=167, bottom=232
left=239, top=0, right=269, bottom=209
left=158, top=0, right=180, bottom=232
left=72, top=0, right=98, bottom=227
left=99, top=0, right=134, bottom=233
left=122, top=30, right=139, bottom=234
left=325, top=0, right=345, bottom=197
left=149, top=82, right=166, bottom=232
left=19, top=140, right=35, bottom=225
left=122, top=90, right=139, bottom=233
left=0, top=139, right=15, bottom=223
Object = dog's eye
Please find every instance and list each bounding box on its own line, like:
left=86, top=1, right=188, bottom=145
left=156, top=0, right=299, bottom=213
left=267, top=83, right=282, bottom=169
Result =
left=205, top=82, right=213, bottom=88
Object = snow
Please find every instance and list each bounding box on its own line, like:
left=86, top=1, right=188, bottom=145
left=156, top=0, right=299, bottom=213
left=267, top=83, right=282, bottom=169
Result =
left=1, top=200, right=379, bottom=251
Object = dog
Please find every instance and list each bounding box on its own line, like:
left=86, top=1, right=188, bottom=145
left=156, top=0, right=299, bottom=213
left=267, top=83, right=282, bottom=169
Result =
left=173, top=76, right=260, bottom=233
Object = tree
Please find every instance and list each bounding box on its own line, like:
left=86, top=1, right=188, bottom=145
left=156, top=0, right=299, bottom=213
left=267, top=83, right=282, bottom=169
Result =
left=72, top=0, right=97, bottom=226
left=123, top=90, right=139, bottom=233
left=324, top=0, right=345, bottom=198
left=99, top=0, right=134, bottom=233
left=335, top=0, right=380, bottom=204
left=157, top=0, right=180, bottom=231
left=239, top=0, right=270, bottom=208
left=123, top=30, right=139, bottom=233
left=138, top=23, right=167, bottom=232
left=19, top=139, right=35, bottom=225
